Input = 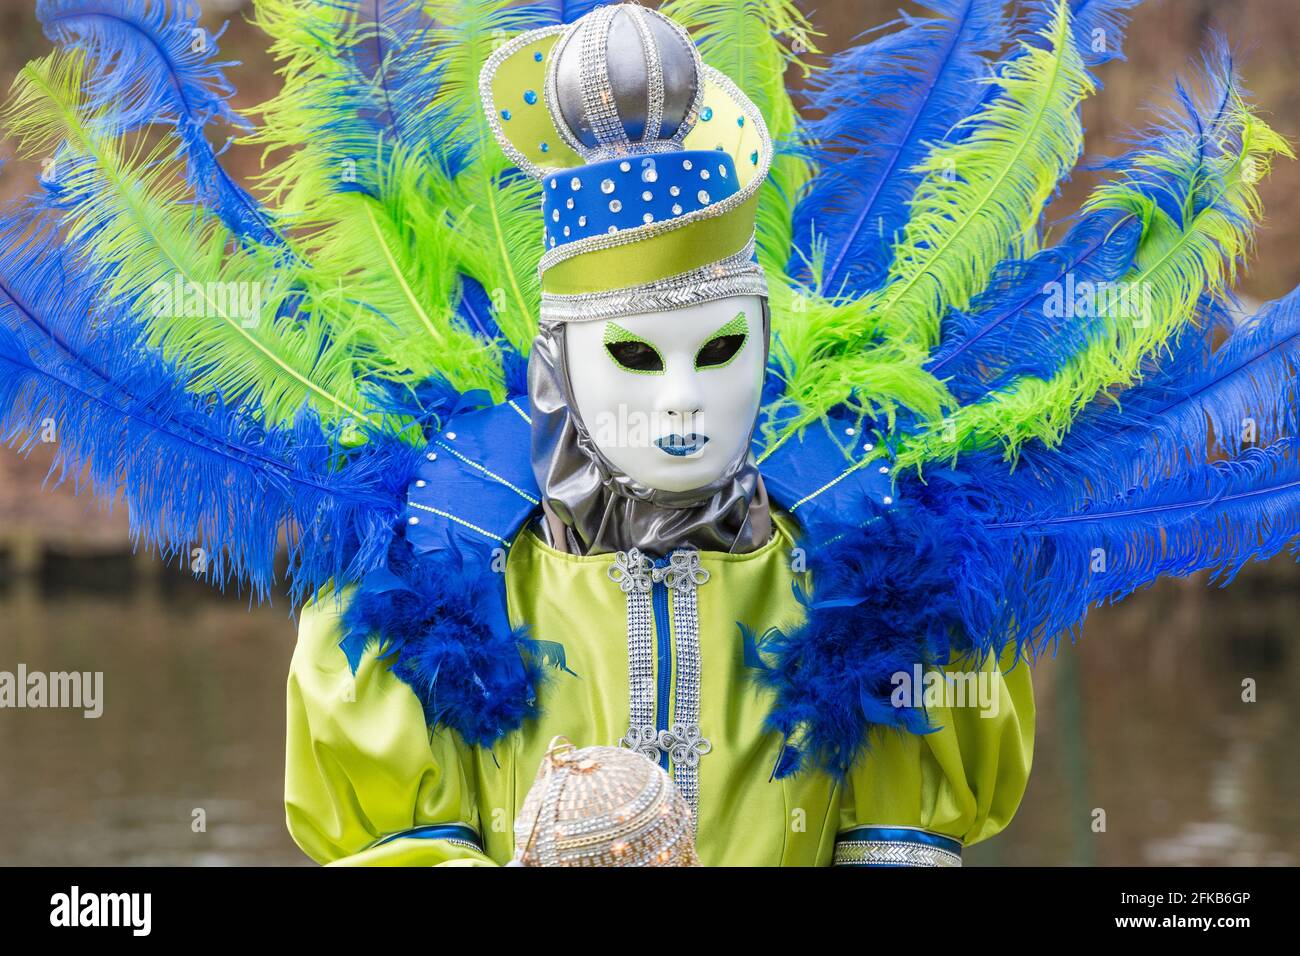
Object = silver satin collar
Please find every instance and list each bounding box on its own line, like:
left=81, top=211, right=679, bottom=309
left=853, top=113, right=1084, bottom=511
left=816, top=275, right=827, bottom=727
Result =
left=527, top=315, right=770, bottom=557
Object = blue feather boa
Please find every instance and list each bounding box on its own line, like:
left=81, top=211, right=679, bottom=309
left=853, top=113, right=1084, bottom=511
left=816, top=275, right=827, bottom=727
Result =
left=753, top=472, right=1006, bottom=778
left=340, top=533, right=544, bottom=750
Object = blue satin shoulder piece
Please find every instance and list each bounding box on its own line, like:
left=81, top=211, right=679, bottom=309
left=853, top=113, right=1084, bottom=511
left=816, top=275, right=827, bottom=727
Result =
left=339, top=397, right=543, bottom=741
left=401, top=399, right=892, bottom=557
left=755, top=411, right=895, bottom=534
left=403, top=398, right=541, bottom=556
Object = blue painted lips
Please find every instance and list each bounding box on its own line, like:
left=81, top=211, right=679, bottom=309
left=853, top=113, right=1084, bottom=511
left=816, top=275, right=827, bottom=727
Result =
left=655, top=434, right=709, bottom=457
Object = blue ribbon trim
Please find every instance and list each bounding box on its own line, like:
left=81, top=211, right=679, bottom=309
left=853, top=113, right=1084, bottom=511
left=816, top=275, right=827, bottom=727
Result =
left=837, top=826, right=962, bottom=856
left=374, top=823, right=482, bottom=850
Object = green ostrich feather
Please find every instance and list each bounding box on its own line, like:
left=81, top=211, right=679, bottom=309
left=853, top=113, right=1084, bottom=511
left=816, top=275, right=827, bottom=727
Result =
left=759, top=279, right=952, bottom=456
left=769, top=0, right=1092, bottom=434
left=3, top=50, right=379, bottom=430
left=426, top=0, right=544, bottom=356
left=897, top=79, right=1294, bottom=469
left=866, top=0, right=1090, bottom=352
left=290, top=146, right=510, bottom=403
left=662, top=0, right=819, bottom=277
left=246, top=0, right=509, bottom=401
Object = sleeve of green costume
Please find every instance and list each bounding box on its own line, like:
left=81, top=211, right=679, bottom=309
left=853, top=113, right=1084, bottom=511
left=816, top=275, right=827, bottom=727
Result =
left=284, top=596, right=497, bottom=867
left=836, top=649, right=1035, bottom=865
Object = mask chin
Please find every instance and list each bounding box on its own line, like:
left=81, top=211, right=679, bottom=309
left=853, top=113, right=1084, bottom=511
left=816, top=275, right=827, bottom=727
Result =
left=563, top=294, right=767, bottom=494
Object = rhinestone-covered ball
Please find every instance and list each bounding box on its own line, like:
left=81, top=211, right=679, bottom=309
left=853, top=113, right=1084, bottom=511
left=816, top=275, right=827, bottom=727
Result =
left=512, top=738, right=699, bottom=867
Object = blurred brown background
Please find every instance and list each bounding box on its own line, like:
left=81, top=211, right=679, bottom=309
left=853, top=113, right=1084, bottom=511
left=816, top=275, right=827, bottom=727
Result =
left=0, top=0, right=1297, bottom=865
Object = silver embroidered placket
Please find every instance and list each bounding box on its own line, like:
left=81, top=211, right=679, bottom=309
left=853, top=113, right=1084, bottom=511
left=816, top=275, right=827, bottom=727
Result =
left=607, top=548, right=712, bottom=826
left=656, top=550, right=711, bottom=820
left=607, top=548, right=659, bottom=763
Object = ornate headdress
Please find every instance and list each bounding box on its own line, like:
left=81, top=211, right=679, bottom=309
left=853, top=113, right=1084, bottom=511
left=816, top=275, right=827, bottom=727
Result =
left=479, top=2, right=771, bottom=324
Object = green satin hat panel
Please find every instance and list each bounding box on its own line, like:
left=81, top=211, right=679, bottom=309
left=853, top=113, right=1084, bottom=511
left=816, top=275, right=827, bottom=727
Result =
left=284, top=521, right=1035, bottom=866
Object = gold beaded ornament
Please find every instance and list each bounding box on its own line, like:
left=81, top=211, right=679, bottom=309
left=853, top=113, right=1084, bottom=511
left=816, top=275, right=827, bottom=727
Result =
left=511, top=736, right=700, bottom=866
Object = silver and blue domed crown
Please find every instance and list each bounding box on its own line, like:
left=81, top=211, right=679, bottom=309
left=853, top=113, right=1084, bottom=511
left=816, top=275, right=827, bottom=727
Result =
left=546, top=3, right=704, bottom=161
left=479, top=3, right=772, bottom=324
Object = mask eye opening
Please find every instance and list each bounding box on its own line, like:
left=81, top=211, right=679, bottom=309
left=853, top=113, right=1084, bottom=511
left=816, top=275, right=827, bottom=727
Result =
left=694, top=312, right=749, bottom=370
left=603, top=322, right=665, bottom=374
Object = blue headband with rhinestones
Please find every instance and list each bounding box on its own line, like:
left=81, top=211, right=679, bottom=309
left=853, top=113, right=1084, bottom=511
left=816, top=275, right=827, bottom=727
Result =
left=542, top=151, right=739, bottom=252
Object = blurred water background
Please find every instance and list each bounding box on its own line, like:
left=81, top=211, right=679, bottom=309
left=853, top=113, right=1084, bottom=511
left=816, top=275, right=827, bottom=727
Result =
left=0, top=0, right=1297, bottom=865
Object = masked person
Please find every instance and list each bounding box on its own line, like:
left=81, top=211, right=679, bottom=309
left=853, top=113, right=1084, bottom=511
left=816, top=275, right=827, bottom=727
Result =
left=283, top=4, right=1031, bottom=867
left=4, top=1, right=1293, bottom=871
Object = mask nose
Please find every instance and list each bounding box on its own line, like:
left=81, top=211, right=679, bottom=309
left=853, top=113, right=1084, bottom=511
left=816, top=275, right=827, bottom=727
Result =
left=654, top=361, right=703, bottom=429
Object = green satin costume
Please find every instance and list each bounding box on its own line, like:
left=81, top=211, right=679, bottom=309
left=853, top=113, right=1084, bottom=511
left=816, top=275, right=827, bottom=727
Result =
left=285, top=514, right=1035, bottom=866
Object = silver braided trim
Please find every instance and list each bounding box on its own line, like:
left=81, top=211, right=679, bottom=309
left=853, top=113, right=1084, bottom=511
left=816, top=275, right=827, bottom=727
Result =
left=444, top=839, right=483, bottom=852
left=580, top=6, right=628, bottom=153
left=584, top=139, right=684, bottom=164
left=833, top=839, right=963, bottom=868
left=540, top=238, right=767, bottom=323
left=657, top=551, right=710, bottom=827
left=609, top=549, right=659, bottom=763
left=627, top=3, right=665, bottom=144
left=542, top=26, right=582, bottom=160
left=661, top=12, right=705, bottom=148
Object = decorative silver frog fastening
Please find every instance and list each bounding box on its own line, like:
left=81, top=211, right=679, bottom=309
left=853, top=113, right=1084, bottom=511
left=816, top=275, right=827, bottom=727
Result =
left=607, top=547, right=653, bottom=592
left=608, top=547, right=712, bottom=827
left=658, top=722, right=713, bottom=768
left=619, top=722, right=662, bottom=763
left=654, top=549, right=710, bottom=590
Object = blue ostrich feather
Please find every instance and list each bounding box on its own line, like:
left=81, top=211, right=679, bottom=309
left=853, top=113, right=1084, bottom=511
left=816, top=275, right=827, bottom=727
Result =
left=912, top=36, right=1283, bottom=467
left=926, top=207, right=1143, bottom=403
left=753, top=471, right=1006, bottom=779
left=983, top=438, right=1300, bottom=651
left=0, top=208, right=416, bottom=604
left=36, top=0, right=278, bottom=245
left=758, top=401, right=1300, bottom=775
left=341, top=532, right=545, bottom=749
left=1022, top=0, right=1142, bottom=68
left=249, top=0, right=495, bottom=198
left=953, top=0, right=1142, bottom=159
left=792, top=1, right=1143, bottom=302
left=455, top=272, right=528, bottom=382
left=1017, top=288, right=1300, bottom=497
left=1091, top=35, right=1247, bottom=230
left=336, top=0, right=472, bottom=177
left=789, top=0, right=1008, bottom=298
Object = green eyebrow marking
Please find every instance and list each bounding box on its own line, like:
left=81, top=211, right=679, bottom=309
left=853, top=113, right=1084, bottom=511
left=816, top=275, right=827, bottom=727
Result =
left=602, top=322, right=665, bottom=374
left=603, top=322, right=640, bottom=345
left=714, top=313, right=748, bottom=339
left=694, top=311, right=749, bottom=370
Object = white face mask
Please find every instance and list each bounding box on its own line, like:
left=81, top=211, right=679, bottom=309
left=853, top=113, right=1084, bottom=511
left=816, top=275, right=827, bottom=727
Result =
left=565, top=295, right=765, bottom=494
